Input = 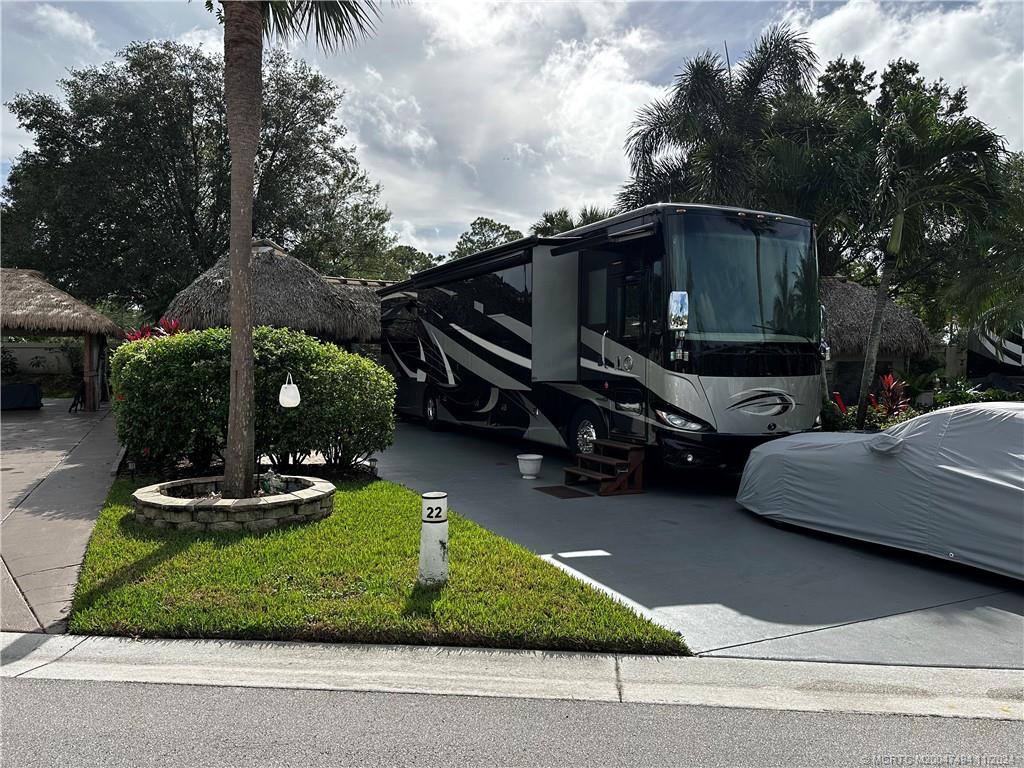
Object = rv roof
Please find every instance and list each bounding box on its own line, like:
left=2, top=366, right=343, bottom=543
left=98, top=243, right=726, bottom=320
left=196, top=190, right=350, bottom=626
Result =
left=561, top=203, right=810, bottom=237
left=379, top=203, right=812, bottom=296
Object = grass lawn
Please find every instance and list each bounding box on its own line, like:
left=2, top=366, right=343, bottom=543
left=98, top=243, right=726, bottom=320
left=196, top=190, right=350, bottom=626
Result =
left=70, top=477, right=689, bottom=655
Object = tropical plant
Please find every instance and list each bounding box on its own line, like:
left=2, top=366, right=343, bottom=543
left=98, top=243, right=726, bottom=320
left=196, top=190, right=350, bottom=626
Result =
left=618, top=24, right=817, bottom=211
left=876, top=373, right=910, bottom=417
left=854, top=89, right=1003, bottom=427
left=946, top=152, right=1024, bottom=335
left=933, top=379, right=1024, bottom=408
left=124, top=318, right=183, bottom=343
left=530, top=205, right=615, bottom=236
left=1, top=348, right=18, bottom=377
left=214, top=0, right=380, bottom=498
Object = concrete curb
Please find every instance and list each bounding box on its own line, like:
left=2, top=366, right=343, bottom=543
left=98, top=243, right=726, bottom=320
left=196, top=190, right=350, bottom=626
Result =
left=2, top=632, right=1020, bottom=721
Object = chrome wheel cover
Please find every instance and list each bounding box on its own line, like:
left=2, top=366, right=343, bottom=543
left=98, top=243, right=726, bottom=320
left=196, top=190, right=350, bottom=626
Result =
left=576, top=419, right=597, bottom=453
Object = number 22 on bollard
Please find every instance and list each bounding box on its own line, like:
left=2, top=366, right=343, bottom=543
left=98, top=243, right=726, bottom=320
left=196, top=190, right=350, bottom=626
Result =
left=418, top=492, right=448, bottom=585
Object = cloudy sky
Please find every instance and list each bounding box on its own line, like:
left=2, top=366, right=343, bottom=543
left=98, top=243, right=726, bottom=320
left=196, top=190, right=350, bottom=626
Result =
left=2, top=1, right=1022, bottom=254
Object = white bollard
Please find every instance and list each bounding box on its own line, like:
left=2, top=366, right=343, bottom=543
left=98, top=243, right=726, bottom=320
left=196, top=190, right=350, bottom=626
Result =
left=418, top=491, right=449, bottom=585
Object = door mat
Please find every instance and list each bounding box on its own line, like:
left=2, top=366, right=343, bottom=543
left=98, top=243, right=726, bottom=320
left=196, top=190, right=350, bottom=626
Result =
left=535, top=485, right=593, bottom=499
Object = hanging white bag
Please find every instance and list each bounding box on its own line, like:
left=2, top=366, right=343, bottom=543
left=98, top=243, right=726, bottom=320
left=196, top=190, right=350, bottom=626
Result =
left=279, top=373, right=301, bottom=408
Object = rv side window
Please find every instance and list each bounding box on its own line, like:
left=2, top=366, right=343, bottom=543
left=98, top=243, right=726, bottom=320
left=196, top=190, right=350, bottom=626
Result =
left=619, top=277, right=642, bottom=340
left=586, top=268, right=607, bottom=327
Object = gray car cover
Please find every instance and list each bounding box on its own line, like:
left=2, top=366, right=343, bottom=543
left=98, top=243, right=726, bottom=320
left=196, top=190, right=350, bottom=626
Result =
left=737, top=402, right=1024, bottom=580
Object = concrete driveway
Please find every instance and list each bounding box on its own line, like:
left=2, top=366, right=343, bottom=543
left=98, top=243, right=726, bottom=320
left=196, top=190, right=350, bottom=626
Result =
left=1, top=400, right=120, bottom=633
left=376, top=422, right=1024, bottom=668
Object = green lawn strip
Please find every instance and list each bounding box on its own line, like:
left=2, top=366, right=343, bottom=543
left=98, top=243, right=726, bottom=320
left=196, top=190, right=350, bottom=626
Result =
left=70, top=478, right=689, bottom=655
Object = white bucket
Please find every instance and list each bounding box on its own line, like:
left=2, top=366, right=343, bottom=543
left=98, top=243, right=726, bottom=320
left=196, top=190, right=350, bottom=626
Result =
left=517, top=454, right=543, bottom=480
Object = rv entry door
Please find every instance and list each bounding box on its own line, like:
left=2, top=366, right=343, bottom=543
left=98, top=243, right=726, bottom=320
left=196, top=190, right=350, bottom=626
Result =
left=580, top=248, right=648, bottom=443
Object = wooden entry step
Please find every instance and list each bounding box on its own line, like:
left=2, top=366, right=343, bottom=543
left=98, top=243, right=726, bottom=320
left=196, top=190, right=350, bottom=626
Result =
left=563, top=439, right=645, bottom=496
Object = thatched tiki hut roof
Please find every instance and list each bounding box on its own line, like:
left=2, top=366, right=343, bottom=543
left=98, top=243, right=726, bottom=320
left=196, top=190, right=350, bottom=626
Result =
left=1, top=268, right=122, bottom=337
left=166, top=241, right=386, bottom=343
left=820, top=275, right=930, bottom=359
left=1, top=268, right=122, bottom=412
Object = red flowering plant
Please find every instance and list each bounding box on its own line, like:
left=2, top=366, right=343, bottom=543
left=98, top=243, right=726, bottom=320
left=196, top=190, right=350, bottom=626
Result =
left=124, top=318, right=182, bottom=343
left=158, top=317, right=180, bottom=335
left=877, top=373, right=910, bottom=417
left=124, top=324, right=152, bottom=342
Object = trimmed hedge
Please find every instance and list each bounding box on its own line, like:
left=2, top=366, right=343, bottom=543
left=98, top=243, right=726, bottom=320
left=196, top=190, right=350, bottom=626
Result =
left=111, top=327, right=395, bottom=471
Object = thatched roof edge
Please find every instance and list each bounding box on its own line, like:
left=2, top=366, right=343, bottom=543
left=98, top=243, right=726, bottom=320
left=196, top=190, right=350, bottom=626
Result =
left=165, top=246, right=382, bottom=343
left=1, top=268, right=122, bottom=337
left=821, top=276, right=930, bottom=359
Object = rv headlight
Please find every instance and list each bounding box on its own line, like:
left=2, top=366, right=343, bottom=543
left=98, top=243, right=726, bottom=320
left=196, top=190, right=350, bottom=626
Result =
left=655, top=409, right=709, bottom=432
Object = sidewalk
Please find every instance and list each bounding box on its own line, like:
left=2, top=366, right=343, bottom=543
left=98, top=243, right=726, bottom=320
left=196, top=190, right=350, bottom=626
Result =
left=1, top=402, right=121, bottom=633
left=2, top=632, right=1020, bottom=721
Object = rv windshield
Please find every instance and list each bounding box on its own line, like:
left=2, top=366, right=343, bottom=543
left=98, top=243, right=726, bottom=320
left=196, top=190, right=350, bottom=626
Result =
left=666, top=212, right=818, bottom=344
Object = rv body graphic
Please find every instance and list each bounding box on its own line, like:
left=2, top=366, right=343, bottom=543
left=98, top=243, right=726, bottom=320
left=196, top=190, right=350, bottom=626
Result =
left=380, top=204, right=826, bottom=468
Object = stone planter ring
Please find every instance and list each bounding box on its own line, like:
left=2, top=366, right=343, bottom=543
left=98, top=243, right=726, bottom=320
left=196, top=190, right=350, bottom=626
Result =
left=132, top=475, right=336, bottom=532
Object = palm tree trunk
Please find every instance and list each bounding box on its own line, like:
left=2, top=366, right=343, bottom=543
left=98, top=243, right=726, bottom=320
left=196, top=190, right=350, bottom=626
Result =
left=221, top=1, right=263, bottom=499
left=855, top=259, right=892, bottom=428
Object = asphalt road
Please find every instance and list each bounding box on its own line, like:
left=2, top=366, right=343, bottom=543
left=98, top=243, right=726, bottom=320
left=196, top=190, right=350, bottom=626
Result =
left=3, top=678, right=1020, bottom=768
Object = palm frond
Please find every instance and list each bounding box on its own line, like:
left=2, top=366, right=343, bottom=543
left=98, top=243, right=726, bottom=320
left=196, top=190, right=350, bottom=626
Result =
left=577, top=205, right=614, bottom=225
left=624, top=96, right=694, bottom=174
left=615, top=156, right=692, bottom=211
left=736, top=24, right=818, bottom=102
left=670, top=50, right=729, bottom=128
left=262, top=1, right=381, bottom=51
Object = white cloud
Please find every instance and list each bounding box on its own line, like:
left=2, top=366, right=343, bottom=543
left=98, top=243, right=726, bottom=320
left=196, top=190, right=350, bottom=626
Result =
left=329, top=2, right=666, bottom=247
left=31, top=4, right=101, bottom=52
left=177, top=26, right=222, bottom=56
left=536, top=37, right=662, bottom=197
left=347, top=80, right=437, bottom=159
left=780, top=0, right=1024, bottom=149
left=414, top=1, right=547, bottom=52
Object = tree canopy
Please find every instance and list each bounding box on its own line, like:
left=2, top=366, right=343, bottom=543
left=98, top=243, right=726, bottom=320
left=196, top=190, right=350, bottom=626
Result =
left=447, top=217, right=524, bottom=260
left=2, top=41, right=400, bottom=318
left=618, top=29, right=1014, bottom=335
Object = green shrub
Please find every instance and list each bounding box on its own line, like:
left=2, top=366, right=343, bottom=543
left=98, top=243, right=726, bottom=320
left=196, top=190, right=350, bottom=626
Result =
left=934, top=378, right=1024, bottom=408
left=111, top=327, right=395, bottom=471
left=819, top=398, right=849, bottom=431
left=820, top=399, right=923, bottom=432
left=1, top=347, right=18, bottom=376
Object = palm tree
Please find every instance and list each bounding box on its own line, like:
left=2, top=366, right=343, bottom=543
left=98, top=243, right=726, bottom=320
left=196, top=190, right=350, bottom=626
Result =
left=947, top=152, right=1023, bottom=336
left=755, top=92, right=877, bottom=276
left=219, top=0, right=379, bottom=498
left=854, top=90, right=1002, bottom=427
left=618, top=25, right=817, bottom=210
left=529, top=205, right=615, bottom=236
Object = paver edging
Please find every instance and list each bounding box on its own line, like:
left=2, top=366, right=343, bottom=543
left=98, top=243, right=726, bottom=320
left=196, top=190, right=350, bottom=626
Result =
left=131, top=475, right=335, bottom=533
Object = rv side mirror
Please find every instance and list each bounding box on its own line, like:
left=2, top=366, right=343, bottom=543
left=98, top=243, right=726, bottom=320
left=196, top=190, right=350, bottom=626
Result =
left=668, top=291, right=689, bottom=331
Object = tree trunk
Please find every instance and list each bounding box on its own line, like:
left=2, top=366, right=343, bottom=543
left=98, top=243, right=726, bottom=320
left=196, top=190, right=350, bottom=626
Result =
left=855, top=259, right=892, bottom=428
left=221, top=1, right=263, bottom=499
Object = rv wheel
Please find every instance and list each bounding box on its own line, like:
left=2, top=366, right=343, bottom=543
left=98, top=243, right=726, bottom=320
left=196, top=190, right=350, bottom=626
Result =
left=567, top=406, right=606, bottom=454
left=423, top=390, right=441, bottom=431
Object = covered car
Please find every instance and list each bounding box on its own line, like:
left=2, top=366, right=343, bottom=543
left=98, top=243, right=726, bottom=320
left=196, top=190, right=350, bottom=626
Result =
left=737, top=402, right=1024, bottom=580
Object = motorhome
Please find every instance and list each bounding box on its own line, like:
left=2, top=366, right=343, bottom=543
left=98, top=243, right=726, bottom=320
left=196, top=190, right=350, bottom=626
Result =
left=379, top=204, right=827, bottom=468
